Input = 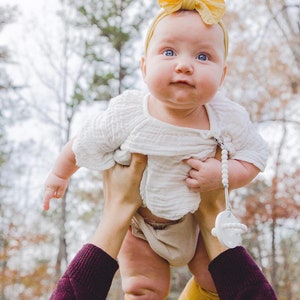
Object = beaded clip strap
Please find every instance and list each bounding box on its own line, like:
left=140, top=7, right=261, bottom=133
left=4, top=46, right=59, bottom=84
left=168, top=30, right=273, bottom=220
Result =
left=211, top=137, right=248, bottom=248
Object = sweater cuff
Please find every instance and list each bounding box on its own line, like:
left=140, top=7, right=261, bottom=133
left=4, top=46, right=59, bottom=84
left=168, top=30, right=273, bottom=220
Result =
left=68, top=243, right=119, bottom=298
left=208, top=246, right=269, bottom=299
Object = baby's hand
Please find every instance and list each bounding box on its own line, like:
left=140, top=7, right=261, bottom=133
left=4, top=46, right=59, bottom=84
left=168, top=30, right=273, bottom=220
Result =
left=185, top=158, right=223, bottom=192
left=43, top=172, right=69, bottom=211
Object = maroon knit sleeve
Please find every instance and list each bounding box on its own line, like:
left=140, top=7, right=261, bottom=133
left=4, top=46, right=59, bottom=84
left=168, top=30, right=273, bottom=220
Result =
left=208, top=246, right=278, bottom=300
left=50, top=243, right=119, bottom=300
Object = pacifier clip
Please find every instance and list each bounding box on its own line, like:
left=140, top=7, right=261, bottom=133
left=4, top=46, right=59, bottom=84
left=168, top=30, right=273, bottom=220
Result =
left=211, top=137, right=248, bottom=248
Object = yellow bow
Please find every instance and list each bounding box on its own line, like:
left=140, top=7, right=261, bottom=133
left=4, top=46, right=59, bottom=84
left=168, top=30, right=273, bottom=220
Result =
left=159, top=0, right=226, bottom=24
left=144, top=0, right=228, bottom=59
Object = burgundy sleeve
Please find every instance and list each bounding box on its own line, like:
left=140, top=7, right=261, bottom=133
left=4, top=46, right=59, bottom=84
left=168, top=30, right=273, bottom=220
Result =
left=208, top=246, right=278, bottom=300
left=50, top=243, right=119, bottom=300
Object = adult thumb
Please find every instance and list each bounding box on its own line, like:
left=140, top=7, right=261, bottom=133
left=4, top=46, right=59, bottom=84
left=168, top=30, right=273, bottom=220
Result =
left=130, top=153, right=147, bottom=175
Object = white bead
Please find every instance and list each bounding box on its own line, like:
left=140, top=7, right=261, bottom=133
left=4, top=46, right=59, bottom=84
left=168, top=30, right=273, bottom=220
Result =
left=221, top=145, right=229, bottom=188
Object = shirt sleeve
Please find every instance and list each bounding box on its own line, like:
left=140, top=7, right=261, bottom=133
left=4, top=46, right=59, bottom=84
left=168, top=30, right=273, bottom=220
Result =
left=227, top=107, right=268, bottom=171
left=72, top=90, right=144, bottom=170
left=50, top=244, right=119, bottom=300
left=208, top=246, right=278, bottom=300
left=211, top=94, right=269, bottom=171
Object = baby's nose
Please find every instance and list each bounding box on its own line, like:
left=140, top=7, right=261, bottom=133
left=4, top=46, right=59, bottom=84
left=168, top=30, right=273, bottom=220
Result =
left=175, top=59, right=193, bottom=74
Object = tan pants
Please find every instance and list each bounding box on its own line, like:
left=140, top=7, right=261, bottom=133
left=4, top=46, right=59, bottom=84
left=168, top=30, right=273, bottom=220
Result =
left=131, top=213, right=199, bottom=267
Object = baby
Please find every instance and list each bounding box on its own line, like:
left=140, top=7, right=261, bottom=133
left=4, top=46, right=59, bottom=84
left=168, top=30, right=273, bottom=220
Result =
left=44, top=0, right=268, bottom=298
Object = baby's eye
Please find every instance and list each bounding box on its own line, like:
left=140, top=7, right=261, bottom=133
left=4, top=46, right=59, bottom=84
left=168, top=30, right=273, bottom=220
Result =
left=197, top=53, right=209, bottom=61
left=163, top=49, right=175, bottom=56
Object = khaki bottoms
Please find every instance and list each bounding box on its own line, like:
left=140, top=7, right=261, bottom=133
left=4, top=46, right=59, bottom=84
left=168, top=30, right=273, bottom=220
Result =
left=131, top=213, right=199, bottom=267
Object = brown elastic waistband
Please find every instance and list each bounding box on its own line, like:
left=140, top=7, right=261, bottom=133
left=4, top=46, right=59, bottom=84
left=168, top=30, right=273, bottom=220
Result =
left=144, top=218, right=183, bottom=230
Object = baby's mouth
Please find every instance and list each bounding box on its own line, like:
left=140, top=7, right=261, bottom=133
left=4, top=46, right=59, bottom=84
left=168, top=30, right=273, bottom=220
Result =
left=172, top=80, right=194, bottom=87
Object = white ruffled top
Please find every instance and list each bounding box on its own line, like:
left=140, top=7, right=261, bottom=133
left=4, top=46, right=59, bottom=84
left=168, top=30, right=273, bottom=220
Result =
left=73, top=90, right=268, bottom=220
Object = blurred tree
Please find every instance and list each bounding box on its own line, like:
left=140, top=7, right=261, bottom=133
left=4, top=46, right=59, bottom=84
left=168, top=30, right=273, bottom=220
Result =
left=0, top=5, right=16, bottom=299
left=224, top=1, right=300, bottom=297
left=65, top=0, right=157, bottom=101
left=20, top=0, right=158, bottom=285
left=1, top=0, right=299, bottom=298
left=0, top=5, right=15, bottom=157
left=266, top=0, right=300, bottom=73
left=0, top=5, right=52, bottom=300
left=239, top=153, right=300, bottom=297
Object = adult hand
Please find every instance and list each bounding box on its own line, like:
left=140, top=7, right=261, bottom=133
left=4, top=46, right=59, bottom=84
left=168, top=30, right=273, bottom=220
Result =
left=90, top=153, right=147, bottom=259
left=188, top=147, right=228, bottom=260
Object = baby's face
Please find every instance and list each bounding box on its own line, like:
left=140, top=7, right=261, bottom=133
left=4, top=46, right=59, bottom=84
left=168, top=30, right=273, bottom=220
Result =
left=141, top=11, right=227, bottom=110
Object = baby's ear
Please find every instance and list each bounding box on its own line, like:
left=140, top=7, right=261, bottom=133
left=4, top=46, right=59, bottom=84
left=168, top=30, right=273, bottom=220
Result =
left=140, top=56, right=147, bottom=79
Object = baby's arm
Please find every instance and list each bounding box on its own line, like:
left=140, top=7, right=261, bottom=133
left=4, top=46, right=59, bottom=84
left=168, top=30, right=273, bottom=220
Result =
left=43, top=138, right=79, bottom=211
left=185, top=157, right=259, bottom=193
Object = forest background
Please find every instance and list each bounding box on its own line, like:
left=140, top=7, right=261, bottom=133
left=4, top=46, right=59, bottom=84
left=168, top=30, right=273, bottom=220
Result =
left=0, top=0, right=299, bottom=299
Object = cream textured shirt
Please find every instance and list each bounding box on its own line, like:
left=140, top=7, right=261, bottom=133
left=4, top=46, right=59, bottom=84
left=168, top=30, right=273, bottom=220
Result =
left=73, top=90, right=268, bottom=220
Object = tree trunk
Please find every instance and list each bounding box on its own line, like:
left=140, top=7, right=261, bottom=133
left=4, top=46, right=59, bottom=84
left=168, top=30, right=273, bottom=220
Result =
left=270, top=113, right=287, bottom=292
left=55, top=194, right=68, bottom=281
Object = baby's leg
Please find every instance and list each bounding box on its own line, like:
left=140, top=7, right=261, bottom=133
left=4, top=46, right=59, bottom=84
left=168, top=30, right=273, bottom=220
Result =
left=118, top=229, right=170, bottom=300
left=187, top=233, right=217, bottom=293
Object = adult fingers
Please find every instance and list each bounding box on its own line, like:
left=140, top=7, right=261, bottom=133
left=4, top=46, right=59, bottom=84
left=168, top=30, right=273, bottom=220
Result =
left=130, top=153, right=147, bottom=176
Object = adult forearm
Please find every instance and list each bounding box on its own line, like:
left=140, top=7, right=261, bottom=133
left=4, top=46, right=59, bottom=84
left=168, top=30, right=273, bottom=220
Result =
left=50, top=244, right=119, bottom=300
left=90, top=206, right=135, bottom=259
left=91, top=153, right=147, bottom=259
left=197, top=190, right=278, bottom=299
left=209, top=247, right=278, bottom=300
left=195, top=189, right=228, bottom=260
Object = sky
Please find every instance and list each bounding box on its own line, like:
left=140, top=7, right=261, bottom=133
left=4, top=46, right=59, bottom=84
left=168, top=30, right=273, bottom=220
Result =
left=1, top=0, right=63, bottom=140
left=2, top=0, right=60, bottom=41
left=2, top=0, right=60, bottom=70
left=2, top=0, right=299, bottom=165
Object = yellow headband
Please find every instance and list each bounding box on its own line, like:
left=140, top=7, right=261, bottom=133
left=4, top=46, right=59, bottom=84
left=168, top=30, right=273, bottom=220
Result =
left=145, top=0, right=228, bottom=59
